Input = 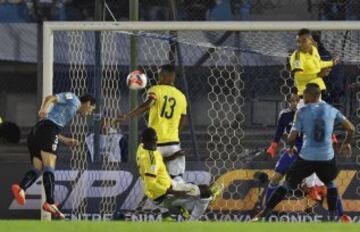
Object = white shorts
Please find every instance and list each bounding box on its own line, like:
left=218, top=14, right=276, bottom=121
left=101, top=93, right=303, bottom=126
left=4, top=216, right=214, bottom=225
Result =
left=303, top=173, right=324, bottom=187
left=158, top=144, right=185, bottom=177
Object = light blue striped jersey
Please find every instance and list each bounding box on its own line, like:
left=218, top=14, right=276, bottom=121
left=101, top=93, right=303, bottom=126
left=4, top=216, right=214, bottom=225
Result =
left=46, top=92, right=80, bottom=128
left=291, top=101, right=345, bottom=161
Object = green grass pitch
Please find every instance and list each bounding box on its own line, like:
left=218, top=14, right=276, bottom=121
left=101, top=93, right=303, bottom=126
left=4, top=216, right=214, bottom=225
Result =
left=0, top=221, right=359, bottom=232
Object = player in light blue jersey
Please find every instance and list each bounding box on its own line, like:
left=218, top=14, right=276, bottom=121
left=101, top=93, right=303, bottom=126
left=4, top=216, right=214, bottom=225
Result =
left=253, top=83, right=354, bottom=222
left=12, top=92, right=96, bottom=219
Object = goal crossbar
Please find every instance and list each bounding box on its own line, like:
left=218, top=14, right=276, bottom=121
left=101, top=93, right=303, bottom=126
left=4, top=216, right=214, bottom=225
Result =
left=44, top=21, right=360, bottom=32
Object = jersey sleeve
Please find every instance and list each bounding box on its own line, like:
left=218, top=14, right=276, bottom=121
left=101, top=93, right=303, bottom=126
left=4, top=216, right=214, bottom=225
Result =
left=147, top=86, right=158, bottom=101
left=143, top=175, right=169, bottom=198
left=273, top=112, right=286, bottom=142
left=290, top=51, right=304, bottom=73
left=335, top=109, right=346, bottom=125
left=291, top=110, right=302, bottom=132
left=313, top=46, right=334, bottom=69
left=182, top=95, right=187, bottom=115
left=56, top=92, right=76, bottom=104
left=320, top=60, right=334, bottom=69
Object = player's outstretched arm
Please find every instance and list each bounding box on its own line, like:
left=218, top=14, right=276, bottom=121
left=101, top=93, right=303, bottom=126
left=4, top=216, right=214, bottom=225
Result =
left=58, top=134, right=79, bottom=147
left=179, top=115, right=186, bottom=132
left=266, top=113, right=286, bottom=158
left=320, top=57, right=340, bottom=69
left=114, top=99, right=153, bottom=124
left=38, top=95, right=57, bottom=118
left=339, top=118, right=355, bottom=158
left=318, top=57, right=340, bottom=78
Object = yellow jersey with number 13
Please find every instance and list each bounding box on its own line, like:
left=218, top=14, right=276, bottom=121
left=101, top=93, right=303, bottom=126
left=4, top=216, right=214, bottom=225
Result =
left=147, top=85, right=187, bottom=144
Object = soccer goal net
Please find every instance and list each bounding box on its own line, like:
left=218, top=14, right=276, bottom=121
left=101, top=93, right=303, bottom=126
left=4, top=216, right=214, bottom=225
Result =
left=43, top=21, right=360, bottom=221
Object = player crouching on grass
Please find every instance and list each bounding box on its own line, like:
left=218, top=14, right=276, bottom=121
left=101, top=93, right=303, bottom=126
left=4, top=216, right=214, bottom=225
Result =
left=253, top=84, right=354, bottom=222
left=11, top=92, right=96, bottom=219
left=136, top=127, right=223, bottom=221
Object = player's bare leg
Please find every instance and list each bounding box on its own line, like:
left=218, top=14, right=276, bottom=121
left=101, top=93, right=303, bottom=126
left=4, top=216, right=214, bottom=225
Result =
left=12, top=157, right=43, bottom=205
left=40, top=151, right=64, bottom=219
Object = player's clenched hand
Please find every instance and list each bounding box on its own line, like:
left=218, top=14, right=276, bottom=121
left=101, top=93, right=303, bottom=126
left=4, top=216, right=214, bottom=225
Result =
left=66, top=138, right=80, bottom=147
left=339, top=143, right=352, bottom=158
left=38, top=109, right=47, bottom=118
left=333, top=57, right=340, bottom=65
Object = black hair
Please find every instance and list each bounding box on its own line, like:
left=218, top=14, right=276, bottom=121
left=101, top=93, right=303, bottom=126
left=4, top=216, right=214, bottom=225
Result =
left=80, top=94, right=96, bottom=105
left=297, top=28, right=312, bottom=37
left=304, top=83, right=321, bottom=98
left=159, top=64, right=175, bottom=74
left=142, top=127, right=157, bottom=143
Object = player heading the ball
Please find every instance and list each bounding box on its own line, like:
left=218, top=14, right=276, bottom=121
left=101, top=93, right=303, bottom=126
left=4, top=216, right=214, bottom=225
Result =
left=12, top=93, right=96, bottom=219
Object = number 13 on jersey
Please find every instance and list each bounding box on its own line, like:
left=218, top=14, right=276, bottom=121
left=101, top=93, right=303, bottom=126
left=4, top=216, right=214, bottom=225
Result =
left=160, top=95, right=176, bottom=119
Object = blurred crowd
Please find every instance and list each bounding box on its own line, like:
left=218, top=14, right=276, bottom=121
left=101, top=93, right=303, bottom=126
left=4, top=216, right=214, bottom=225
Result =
left=1, top=0, right=360, bottom=23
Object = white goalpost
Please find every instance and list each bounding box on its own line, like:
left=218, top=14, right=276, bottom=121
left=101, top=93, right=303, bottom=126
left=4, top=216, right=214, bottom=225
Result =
left=42, top=21, right=360, bottom=221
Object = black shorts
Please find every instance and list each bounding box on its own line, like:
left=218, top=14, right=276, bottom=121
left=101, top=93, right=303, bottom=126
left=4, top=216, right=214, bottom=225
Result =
left=285, top=156, right=338, bottom=189
left=27, top=120, right=61, bottom=161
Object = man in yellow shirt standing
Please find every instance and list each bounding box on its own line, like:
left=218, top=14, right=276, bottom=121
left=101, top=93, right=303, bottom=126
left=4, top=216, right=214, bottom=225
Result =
left=136, top=127, right=222, bottom=221
left=116, top=65, right=188, bottom=183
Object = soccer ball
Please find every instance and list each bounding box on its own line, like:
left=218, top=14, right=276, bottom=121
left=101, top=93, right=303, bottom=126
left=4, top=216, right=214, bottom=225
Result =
left=126, top=70, right=147, bottom=90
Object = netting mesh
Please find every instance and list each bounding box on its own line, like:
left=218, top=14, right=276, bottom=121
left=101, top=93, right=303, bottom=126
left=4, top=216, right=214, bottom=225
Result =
left=98, top=32, right=122, bottom=216
left=68, top=31, right=90, bottom=216
left=51, top=28, right=360, bottom=221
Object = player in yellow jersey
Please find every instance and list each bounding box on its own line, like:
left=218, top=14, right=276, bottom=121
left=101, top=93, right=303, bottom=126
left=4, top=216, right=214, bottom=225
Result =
left=285, top=29, right=348, bottom=212
left=268, top=29, right=339, bottom=157
left=290, top=28, right=340, bottom=100
left=116, top=65, right=187, bottom=182
left=136, top=127, right=223, bottom=221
